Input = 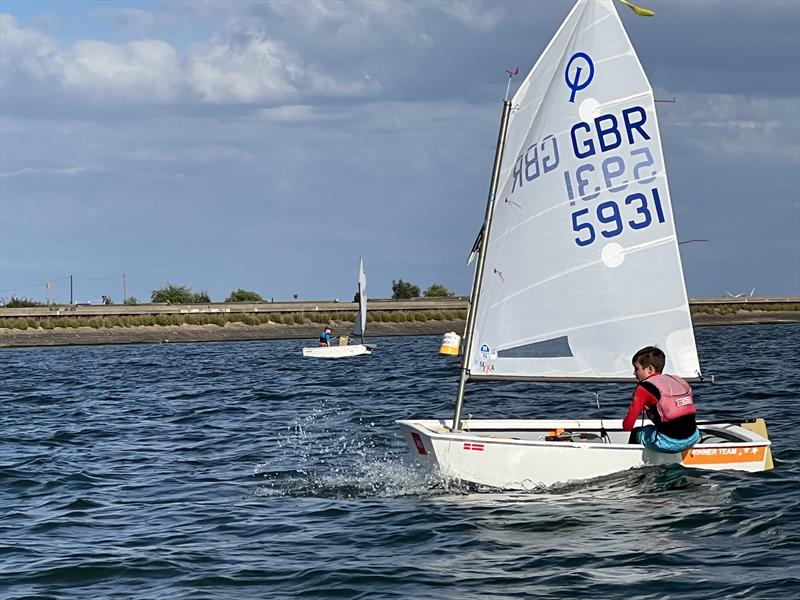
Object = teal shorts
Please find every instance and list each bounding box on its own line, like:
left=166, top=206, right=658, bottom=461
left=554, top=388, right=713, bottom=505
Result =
left=638, top=425, right=700, bottom=453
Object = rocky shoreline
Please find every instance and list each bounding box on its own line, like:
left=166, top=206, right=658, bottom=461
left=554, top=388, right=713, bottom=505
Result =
left=0, top=312, right=797, bottom=349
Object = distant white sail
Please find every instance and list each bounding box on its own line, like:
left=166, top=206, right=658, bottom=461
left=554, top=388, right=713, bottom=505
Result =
left=352, top=258, right=368, bottom=337
left=468, top=0, right=700, bottom=381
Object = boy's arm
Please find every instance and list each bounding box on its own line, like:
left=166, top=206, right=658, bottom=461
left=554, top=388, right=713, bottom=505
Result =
left=622, top=386, right=656, bottom=431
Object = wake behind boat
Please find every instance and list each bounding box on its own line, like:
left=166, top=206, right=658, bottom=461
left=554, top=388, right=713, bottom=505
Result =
left=397, top=0, right=772, bottom=489
left=302, top=258, right=374, bottom=359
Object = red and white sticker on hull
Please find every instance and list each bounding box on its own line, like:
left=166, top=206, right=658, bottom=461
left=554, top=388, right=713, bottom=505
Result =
left=411, top=432, right=427, bottom=455
left=463, top=442, right=485, bottom=452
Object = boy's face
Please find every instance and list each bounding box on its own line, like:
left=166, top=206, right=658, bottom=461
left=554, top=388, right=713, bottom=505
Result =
left=633, top=361, right=656, bottom=381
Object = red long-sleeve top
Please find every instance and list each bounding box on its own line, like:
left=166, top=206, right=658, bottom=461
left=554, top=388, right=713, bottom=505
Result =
left=622, top=376, right=658, bottom=431
left=623, top=373, right=697, bottom=439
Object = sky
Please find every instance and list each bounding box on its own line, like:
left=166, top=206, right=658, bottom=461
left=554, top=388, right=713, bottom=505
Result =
left=1, top=0, right=798, bottom=304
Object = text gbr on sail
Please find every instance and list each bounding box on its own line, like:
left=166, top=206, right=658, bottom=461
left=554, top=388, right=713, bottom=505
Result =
left=570, top=106, right=649, bottom=159
left=510, top=105, right=651, bottom=193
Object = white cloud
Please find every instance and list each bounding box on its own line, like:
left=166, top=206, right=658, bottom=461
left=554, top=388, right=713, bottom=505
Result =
left=434, top=0, right=505, bottom=32
left=186, top=34, right=380, bottom=104
left=93, top=7, right=160, bottom=33
left=187, top=37, right=300, bottom=104
left=0, top=13, right=65, bottom=86
left=186, top=144, right=257, bottom=163
left=664, top=94, right=800, bottom=163
left=0, top=165, right=100, bottom=178
left=257, top=105, right=334, bottom=123
left=67, top=39, right=182, bottom=104
left=0, top=14, right=181, bottom=106
left=0, top=11, right=382, bottom=113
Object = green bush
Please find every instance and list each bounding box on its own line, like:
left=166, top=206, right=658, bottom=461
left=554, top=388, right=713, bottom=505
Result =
left=5, top=296, right=45, bottom=308
left=225, top=289, right=264, bottom=303
left=151, top=284, right=211, bottom=304
left=424, top=284, right=454, bottom=297
left=392, top=279, right=420, bottom=299
left=241, top=314, right=259, bottom=325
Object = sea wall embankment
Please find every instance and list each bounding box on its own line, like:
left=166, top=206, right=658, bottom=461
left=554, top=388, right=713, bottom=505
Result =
left=0, top=298, right=797, bottom=348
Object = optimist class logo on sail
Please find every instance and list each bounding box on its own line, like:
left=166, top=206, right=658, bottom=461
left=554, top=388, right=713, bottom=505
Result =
left=508, top=51, right=669, bottom=250
left=565, top=52, right=594, bottom=103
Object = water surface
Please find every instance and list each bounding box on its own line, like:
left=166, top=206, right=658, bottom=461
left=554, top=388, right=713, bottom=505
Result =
left=1, top=325, right=798, bottom=598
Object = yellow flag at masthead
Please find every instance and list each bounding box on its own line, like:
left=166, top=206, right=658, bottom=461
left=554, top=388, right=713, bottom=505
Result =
left=615, top=0, right=655, bottom=17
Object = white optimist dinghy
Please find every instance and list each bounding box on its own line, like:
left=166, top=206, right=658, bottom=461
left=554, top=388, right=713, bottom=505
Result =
left=303, top=258, right=373, bottom=359
left=397, top=0, right=773, bottom=489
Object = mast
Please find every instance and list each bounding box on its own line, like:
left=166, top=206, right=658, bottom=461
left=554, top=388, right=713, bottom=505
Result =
left=451, top=99, right=512, bottom=431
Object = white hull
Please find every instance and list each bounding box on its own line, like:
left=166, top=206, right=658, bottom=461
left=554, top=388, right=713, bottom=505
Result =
left=302, top=344, right=371, bottom=359
left=397, top=418, right=772, bottom=489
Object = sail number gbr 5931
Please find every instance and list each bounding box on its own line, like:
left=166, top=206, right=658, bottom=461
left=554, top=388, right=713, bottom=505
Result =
left=510, top=105, right=668, bottom=248
left=570, top=186, right=665, bottom=247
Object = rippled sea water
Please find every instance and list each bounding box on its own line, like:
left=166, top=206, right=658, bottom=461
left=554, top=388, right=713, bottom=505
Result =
left=2, top=324, right=799, bottom=599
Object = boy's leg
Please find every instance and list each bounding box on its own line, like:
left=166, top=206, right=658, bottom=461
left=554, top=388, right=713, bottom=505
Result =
left=637, top=425, right=660, bottom=449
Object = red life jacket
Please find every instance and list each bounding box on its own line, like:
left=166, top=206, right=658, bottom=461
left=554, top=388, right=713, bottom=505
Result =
left=642, top=374, right=696, bottom=422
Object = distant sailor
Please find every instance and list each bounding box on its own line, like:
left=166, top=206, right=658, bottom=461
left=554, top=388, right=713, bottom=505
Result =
left=319, top=324, right=334, bottom=347
left=623, top=346, right=701, bottom=453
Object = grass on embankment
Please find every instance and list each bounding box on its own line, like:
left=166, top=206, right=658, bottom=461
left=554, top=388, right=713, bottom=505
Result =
left=0, top=310, right=469, bottom=331
left=1, top=304, right=798, bottom=331
left=689, top=303, right=800, bottom=316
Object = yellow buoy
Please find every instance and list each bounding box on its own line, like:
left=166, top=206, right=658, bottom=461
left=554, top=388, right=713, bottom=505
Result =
left=439, top=331, right=461, bottom=355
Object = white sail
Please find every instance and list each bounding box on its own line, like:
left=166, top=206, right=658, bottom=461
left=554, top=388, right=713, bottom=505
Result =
left=468, top=0, right=700, bottom=381
left=352, top=257, right=367, bottom=337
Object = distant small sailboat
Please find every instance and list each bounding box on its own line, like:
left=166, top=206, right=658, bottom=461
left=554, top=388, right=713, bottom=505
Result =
left=397, top=0, right=772, bottom=489
left=303, top=258, right=373, bottom=359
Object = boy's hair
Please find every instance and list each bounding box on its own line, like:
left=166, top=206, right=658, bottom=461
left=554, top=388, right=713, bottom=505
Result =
left=632, top=346, right=665, bottom=372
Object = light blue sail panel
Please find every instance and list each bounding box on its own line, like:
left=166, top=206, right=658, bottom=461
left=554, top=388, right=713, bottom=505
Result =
left=498, top=336, right=574, bottom=359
